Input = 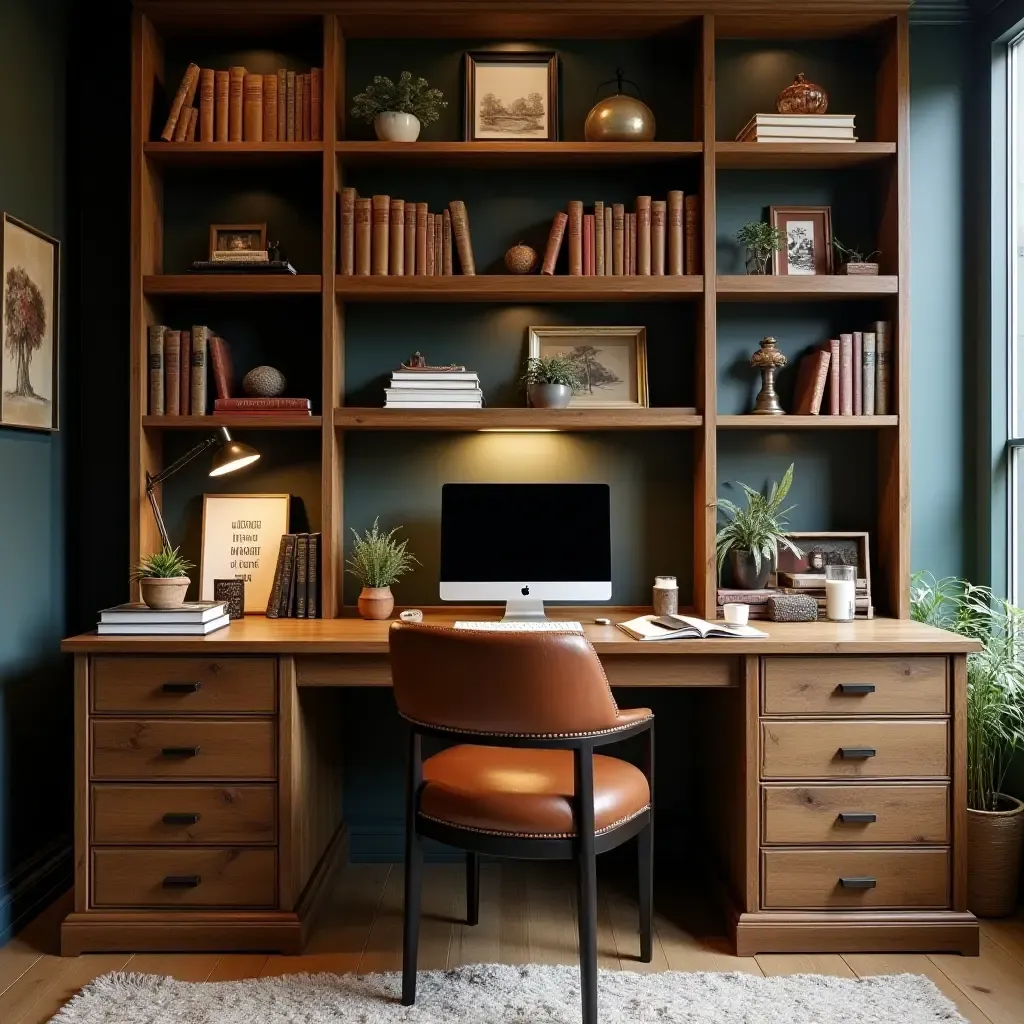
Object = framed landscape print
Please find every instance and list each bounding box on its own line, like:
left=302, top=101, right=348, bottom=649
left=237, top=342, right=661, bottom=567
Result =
left=770, top=205, right=833, bottom=276
left=200, top=493, right=290, bottom=612
left=528, top=325, right=648, bottom=409
left=1, top=214, right=59, bottom=431
left=464, top=51, right=558, bottom=141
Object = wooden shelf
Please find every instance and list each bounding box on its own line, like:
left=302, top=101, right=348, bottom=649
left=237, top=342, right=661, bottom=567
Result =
left=715, top=142, right=896, bottom=169
left=335, top=275, right=703, bottom=302
left=717, top=415, right=899, bottom=429
left=143, top=415, right=322, bottom=429
left=716, top=275, right=898, bottom=301
left=143, top=275, right=322, bottom=296
left=335, top=141, right=702, bottom=167
left=334, top=407, right=702, bottom=431
left=143, top=141, right=324, bottom=166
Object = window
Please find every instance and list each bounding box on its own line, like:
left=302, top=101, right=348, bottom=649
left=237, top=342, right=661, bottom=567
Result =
left=1009, top=30, right=1024, bottom=604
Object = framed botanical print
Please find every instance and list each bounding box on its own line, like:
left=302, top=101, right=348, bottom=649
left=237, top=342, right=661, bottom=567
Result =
left=770, top=205, right=833, bottom=276
left=1, top=213, right=59, bottom=431
left=528, top=325, right=648, bottom=409
left=464, top=50, right=559, bottom=141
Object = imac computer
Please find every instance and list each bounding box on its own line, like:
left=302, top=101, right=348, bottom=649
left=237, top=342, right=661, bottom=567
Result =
left=440, top=482, right=612, bottom=621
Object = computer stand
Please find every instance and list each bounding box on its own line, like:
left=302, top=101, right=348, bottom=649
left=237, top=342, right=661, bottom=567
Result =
left=501, top=597, right=548, bottom=621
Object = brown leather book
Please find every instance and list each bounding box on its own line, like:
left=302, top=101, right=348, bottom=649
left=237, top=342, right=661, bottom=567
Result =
left=583, top=214, right=594, bottom=275
left=635, top=196, right=652, bottom=275
left=160, top=63, right=200, bottom=140
left=277, top=69, right=287, bottom=141
left=416, top=203, right=428, bottom=275
left=214, top=71, right=229, bottom=142
left=426, top=212, right=436, bottom=275
left=185, top=107, right=198, bottom=141
left=792, top=349, right=831, bottom=415
left=148, top=325, right=165, bottom=415
left=162, top=328, right=178, bottom=414
left=594, top=201, right=605, bottom=275
left=228, top=67, right=246, bottom=142
left=404, top=203, right=417, bottom=276
left=179, top=330, right=191, bottom=415
left=340, top=187, right=356, bottom=275
left=355, top=197, right=371, bottom=275
left=295, top=74, right=305, bottom=142
left=627, top=213, right=636, bottom=274
left=442, top=210, right=453, bottom=275
left=541, top=212, right=568, bottom=275
left=263, top=70, right=278, bottom=142
left=434, top=214, right=443, bottom=275
left=371, top=195, right=390, bottom=275
left=190, top=326, right=208, bottom=415
left=567, top=200, right=583, bottom=276
left=198, top=69, right=215, bottom=141
left=651, top=200, right=666, bottom=275
left=215, top=397, right=311, bottom=411
left=310, top=68, right=321, bottom=141
left=243, top=74, right=263, bottom=141
left=825, top=338, right=841, bottom=415
left=667, top=191, right=684, bottom=275
left=449, top=201, right=475, bottom=275
left=612, top=204, right=624, bottom=276
left=389, top=198, right=405, bottom=275
left=604, top=206, right=612, bottom=275
left=208, top=334, right=234, bottom=400
left=286, top=70, right=296, bottom=141
left=839, top=333, right=853, bottom=416
left=852, top=331, right=863, bottom=415
left=172, top=87, right=196, bottom=142
left=874, top=320, right=891, bottom=415
left=684, top=194, right=701, bottom=274
left=302, top=73, right=312, bottom=141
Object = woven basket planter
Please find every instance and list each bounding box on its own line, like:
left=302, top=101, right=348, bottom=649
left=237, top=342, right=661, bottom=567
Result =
left=967, top=794, right=1024, bottom=918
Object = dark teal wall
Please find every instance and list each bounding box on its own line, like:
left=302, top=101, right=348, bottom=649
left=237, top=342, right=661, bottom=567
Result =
left=0, top=0, right=72, bottom=937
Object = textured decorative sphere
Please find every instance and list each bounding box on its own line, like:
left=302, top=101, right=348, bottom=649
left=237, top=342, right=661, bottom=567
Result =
left=243, top=365, right=287, bottom=397
left=504, top=243, right=538, bottom=275
left=584, top=94, right=656, bottom=142
left=776, top=73, right=828, bottom=114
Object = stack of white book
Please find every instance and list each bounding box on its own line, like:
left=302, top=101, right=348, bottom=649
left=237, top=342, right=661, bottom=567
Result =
left=385, top=369, right=483, bottom=409
left=737, top=113, right=857, bottom=143
left=97, top=601, right=230, bottom=635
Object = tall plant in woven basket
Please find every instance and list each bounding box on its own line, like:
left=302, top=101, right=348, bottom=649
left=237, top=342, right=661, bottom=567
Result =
left=911, top=572, right=1024, bottom=917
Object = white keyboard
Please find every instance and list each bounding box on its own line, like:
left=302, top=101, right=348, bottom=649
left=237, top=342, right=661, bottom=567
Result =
left=454, top=621, right=584, bottom=632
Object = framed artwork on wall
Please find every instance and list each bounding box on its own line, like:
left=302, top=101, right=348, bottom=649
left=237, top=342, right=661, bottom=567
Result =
left=770, top=205, right=833, bottom=276
left=776, top=530, right=872, bottom=613
left=1, top=213, right=59, bottom=432
left=464, top=50, right=559, bottom=141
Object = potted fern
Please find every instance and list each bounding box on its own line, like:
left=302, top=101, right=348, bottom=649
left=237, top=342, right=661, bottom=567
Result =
left=519, top=355, right=583, bottom=409
left=346, top=518, right=419, bottom=619
left=350, top=71, right=446, bottom=142
left=131, top=547, right=194, bottom=610
left=715, top=463, right=802, bottom=589
left=911, top=573, right=1024, bottom=917
left=736, top=221, right=787, bottom=275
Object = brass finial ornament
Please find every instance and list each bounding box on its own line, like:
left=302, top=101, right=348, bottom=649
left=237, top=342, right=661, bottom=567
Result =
left=584, top=69, right=656, bottom=142
left=750, top=336, right=787, bottom=415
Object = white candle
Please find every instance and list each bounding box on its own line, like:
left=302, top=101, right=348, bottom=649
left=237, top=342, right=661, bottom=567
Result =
left=825, top=577, right=855, bottom=621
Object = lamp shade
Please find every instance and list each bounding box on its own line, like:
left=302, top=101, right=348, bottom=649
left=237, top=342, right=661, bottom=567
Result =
left=209, top=428, right=261, bottom=477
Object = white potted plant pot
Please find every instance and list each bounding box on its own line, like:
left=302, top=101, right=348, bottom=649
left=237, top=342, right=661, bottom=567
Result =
left=528, top=383, right=572, bottom=409
left=374, top=112, right=421, bottom=142
left=140, top=576, right=190, bottom=610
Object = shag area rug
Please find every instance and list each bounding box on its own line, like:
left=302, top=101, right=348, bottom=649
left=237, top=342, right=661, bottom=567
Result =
left=50, top=962, right=966, bottom=1023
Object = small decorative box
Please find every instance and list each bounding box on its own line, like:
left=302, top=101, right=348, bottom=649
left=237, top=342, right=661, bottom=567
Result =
left=213, top=579, right=245, bottom=619
left=767, top=593, right=818, bottom=622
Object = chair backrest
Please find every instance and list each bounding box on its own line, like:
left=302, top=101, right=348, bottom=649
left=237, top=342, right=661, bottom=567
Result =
left=389, top=622, right=627, bottom=737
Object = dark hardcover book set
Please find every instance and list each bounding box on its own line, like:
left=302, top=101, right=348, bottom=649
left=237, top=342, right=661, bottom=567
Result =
left=266, top=533, right=322, bottom=618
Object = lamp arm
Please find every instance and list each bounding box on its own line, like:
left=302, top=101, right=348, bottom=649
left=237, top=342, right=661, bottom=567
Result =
left=148, top=435, right=220, bottom=488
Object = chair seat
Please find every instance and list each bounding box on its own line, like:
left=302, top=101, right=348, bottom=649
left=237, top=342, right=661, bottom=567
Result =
left=420, top=745, right=651, bottom=838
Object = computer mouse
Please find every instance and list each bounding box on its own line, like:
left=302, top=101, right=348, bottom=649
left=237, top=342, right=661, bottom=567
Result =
left=594, top=617, right=611, bottom=625
left=399, top=609, right=424, bottom=623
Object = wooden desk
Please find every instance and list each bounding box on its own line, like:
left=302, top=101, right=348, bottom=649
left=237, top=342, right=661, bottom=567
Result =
left=61, top=615, right=980, bottom=957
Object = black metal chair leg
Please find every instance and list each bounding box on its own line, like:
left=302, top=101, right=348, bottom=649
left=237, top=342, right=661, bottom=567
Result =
left=466, top=851, right=480, bottom=926
left=574, top=746, right=598, bottom=1024
left=402, top=730, right=423, bottom=1006
left=638, top=819, right=653, bottom=963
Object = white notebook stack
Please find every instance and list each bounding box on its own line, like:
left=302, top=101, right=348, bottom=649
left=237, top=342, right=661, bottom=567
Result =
left=737, top=113, right=857, bottom=143
left=385, top=369, right=483, bottom=409
left=97, top=601, right=230, bottom=635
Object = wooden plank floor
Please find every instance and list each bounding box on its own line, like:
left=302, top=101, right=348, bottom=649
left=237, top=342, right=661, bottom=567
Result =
left=2, top=863, right=1023, bottom=1023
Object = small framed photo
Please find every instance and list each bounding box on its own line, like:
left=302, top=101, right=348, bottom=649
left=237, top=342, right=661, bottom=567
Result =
left=770, top=205, right=833, bottom=276
left=209, top=223, right=267, bottom=259
left=528, top=325, right=648, bottom=409
left=464, top=50, right=559, bottom=142
left=776, top=530, right=872, bottom=614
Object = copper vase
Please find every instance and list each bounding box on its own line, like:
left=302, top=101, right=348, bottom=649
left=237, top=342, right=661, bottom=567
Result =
left=776, top=73, right=828, bottom=115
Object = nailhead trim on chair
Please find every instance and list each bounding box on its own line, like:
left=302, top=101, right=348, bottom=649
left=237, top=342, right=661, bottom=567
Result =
left=418, top=804, right=651, bottom=840
left=401, top=712, right=654, bottom=740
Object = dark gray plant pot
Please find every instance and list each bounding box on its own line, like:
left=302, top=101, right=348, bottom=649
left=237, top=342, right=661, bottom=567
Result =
left=528, top=383, right=572, bottom=409
left=730, top=549, right=771, bottom=590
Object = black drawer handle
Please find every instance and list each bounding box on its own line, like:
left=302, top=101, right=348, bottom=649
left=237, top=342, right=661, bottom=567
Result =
left=162, top=875, right=201, bottom=889
left=839, top=747, right=876, bottom=759
left=160, top=746, right=200, bottom=758
left=162, top=812, right=201, bottom=826
left=162, top=681, right=202, bottom=694
left=838, top=812, right=877, bottom=824
left=838, top=683, right=876, bottom=695
left=839, top=876, right=877, bottom=889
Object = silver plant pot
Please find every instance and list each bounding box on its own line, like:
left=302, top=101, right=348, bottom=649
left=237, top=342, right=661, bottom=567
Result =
left=528, top=383, right=572, bottom=409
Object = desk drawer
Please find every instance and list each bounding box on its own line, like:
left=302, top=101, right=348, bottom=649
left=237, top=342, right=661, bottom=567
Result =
left=92, top=847, right=276, bottom=908
left=762, top=657, right=947, bottom=716
left=93, top=657, right=276, bottom=715
left=92, top=785, right=276, bottom=845
left=762, top=848, right=949, bottom=910
left=762, top=784, right=949, bottom=845
left=91, top=719, right=276, bottom=780
left=761, top=721, right=948, bottom=779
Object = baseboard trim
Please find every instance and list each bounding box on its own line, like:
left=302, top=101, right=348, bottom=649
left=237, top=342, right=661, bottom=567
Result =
left=0, top=836, right=73, bottom=945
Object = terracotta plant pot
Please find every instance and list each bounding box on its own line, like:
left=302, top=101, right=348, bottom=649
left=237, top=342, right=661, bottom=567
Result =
left=729, top=549, right=771, bottom=591
left=528, top=383, right=572, bottom=409
left=140, top=576, right=190, bottom=610
left=838, top=262, right=879, bottom=276
left=967, top=794, right=1024, bottom=918
left=358, top=586, right=395, bottom=620
left=374, top=112, right=421, bottom=142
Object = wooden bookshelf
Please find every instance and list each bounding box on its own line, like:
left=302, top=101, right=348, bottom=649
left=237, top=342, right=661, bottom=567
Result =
left=714, top=142, right=896, bottom=169
left=143, top=141, right=324, bottom=165
left=717, top=415, right=899, bottom=429
left=334, top=408, right=702, bottom=431
left=335, top=141, right=702, bottom=167
left=143, top=414, right=323, bottom=429
left=716, top=275, right=899, bottom=300
left=142, top=275, right=323, bottom=296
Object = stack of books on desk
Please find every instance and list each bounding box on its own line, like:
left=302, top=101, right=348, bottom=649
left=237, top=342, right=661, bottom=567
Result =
left=716, top=588, right=775, bottom=620
left=97, top=601, right=230, bottom=635
left=737, top=113, right=857, bottom=143
left=777, top=572, right=873, bottom=619
left=385, top=368, right=483, bottom=409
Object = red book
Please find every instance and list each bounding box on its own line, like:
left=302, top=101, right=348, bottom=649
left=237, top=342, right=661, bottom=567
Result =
left=214, top=397, right=312, bottom=412
left=825, top=339, right=840, bottom=415
left=792, top=349, right=831, bottom=415
left=208, top=335, right=234, bottom=400
left=839, top=333, right=853, bottom=416
left=179, top=329, right=191, bottom=414
left=584, top=214, right=594, bottom=276
left=541, top=212, right=568, bottom=275
left=852, top=331, right=863, bottom=415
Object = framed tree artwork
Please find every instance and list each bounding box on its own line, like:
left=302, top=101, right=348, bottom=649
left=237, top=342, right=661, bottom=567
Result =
left=464, top=51, right=559, bottom=141
left=1, top=213, right=59, bottom=431
left=770, top=205, right=833, bottom=276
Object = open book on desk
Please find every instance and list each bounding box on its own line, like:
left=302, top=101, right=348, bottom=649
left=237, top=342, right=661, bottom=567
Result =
left=616, top=614, right=768, bottom=641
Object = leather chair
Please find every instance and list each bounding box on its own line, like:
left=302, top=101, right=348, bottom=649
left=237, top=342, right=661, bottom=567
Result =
left=390, top=622, right=654, bottom=1024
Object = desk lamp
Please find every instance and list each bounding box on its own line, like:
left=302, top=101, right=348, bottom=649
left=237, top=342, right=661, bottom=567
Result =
left=146, top=426, right=260, bottom=551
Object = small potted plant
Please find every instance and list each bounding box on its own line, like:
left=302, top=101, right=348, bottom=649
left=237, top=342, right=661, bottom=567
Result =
left=519, top=355, right=583, bottom=409
left=833, top=238, right=881, bottom=275
left=346, top=518, right=419, bottom=620
left=715, top=463, right=802, bottom=589
left=736, top=222, right=787, bottom=275
left=350, top=71, right=446, bottom=142
left=131, top=547, right=194, bottom=610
